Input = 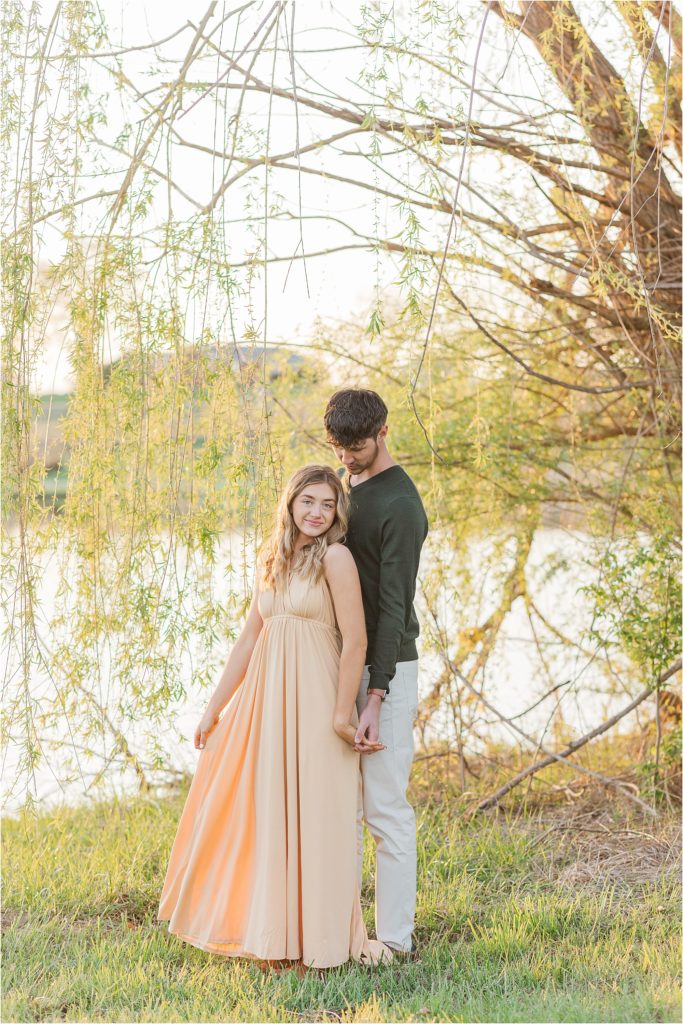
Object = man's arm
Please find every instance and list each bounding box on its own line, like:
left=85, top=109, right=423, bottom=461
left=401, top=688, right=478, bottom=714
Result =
left=368, top=496, right=427, bottom=696
left=354, top=495, right=427, bottom=749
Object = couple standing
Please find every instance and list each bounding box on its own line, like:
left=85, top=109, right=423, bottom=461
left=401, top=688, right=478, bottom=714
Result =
left=157, top=389, right=429, bottom=970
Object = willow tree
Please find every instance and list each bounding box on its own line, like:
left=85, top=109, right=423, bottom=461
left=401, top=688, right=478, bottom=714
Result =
left=161, top=0, right=681, bottom=797
left=2, top=1, right=680, bottom=813
left=1, top=1, right=309, bottom=810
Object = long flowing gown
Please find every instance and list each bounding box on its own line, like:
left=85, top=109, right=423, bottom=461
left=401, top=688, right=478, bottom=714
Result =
left=157, top=566, right=392, bottom=969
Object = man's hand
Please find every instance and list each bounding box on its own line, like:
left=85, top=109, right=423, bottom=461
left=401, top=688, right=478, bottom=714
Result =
left=354, top=691, right=385, bottom=753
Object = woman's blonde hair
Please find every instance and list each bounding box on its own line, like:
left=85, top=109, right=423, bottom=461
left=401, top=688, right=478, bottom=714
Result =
left=258, top=464, right=348, bottom=592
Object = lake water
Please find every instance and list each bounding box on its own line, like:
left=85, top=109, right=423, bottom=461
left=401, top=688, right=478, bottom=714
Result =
left=1, top=525, right=645, bottom=818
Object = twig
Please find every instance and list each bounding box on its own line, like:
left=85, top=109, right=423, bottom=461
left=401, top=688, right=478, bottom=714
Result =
left=471, top=657, right=681, bottom=814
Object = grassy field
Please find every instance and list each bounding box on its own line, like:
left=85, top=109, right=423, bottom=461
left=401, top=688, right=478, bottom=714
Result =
left=2, top=756, right=681, bottom=1023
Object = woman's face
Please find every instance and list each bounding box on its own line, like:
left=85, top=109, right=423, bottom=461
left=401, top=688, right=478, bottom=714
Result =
left=290, top=481, right=337, bottom=543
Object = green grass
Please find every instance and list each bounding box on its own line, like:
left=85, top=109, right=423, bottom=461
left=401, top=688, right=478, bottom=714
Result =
left=2, top=778, right=681, bottom=1023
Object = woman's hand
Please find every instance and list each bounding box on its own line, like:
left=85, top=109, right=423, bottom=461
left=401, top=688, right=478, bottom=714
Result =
left=194, top=709, right=220, bottom=749
left=334, top=718, right=385, bottom=754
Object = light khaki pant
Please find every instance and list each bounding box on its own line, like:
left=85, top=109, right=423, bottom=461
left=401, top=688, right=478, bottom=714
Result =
left=355, top=660, right=419, bottom=952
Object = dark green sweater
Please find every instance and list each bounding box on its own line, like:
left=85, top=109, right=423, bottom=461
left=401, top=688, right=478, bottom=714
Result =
left=342, top=465, right=428, bottom=695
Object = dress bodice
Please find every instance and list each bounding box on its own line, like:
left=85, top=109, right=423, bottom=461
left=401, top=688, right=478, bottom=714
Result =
left=258, top=568, right=340, bottom=635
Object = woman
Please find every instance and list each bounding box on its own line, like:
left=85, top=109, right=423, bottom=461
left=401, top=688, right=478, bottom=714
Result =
left=157, top=464, right=393, bottom=969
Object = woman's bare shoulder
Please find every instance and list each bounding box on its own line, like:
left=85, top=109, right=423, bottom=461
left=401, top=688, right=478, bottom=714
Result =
left=322, top=541, right=357, bottom=573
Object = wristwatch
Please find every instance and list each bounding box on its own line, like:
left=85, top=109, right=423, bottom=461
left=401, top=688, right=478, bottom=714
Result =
left=367, top=688, right=387, bottom=702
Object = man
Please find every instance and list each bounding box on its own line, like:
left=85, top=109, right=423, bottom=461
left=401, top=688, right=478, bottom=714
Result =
left=324, top=388, right=429, bottom=957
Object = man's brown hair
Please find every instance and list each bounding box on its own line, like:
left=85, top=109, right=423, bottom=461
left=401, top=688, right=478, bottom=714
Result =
left=324, top=389, right=388, bottom=448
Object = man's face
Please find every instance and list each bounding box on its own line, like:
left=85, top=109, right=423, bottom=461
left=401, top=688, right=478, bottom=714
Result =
left=328, top=428, right=385, bottom=474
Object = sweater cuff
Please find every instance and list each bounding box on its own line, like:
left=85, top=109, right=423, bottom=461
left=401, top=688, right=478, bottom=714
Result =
left=368, top=668, right=394, bottom=696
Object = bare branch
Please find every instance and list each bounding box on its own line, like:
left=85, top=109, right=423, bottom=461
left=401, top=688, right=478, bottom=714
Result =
left=473, top=657, right=682, bottom=813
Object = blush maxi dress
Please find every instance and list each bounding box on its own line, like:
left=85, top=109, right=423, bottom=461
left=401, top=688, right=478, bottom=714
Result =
left=157, top=567, right=392, bottom=969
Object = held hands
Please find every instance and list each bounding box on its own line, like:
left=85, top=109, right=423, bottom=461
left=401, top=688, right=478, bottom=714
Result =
left=334, top=718, right=385, bottom=754
left=353, top=693, right=384, bottom=754
left=334, top=692, right=386, bottom=755
left=194, top=709, right=220, bottom=749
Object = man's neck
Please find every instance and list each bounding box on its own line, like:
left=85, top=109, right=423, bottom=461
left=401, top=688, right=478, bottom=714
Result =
left=349, top=451, right=397, bottom=487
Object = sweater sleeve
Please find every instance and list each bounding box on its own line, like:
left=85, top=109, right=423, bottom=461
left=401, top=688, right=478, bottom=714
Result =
left=368, top=496, right=427, bottom=695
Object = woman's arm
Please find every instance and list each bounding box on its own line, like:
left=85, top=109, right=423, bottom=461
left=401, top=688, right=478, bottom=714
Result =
left=323, top=545, right=384, bottom=752
left=205, top=581, right=264, bottom=720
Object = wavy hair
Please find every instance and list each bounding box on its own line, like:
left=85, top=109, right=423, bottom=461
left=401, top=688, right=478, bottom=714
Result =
left=258, top=464, right=348, bottom=592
